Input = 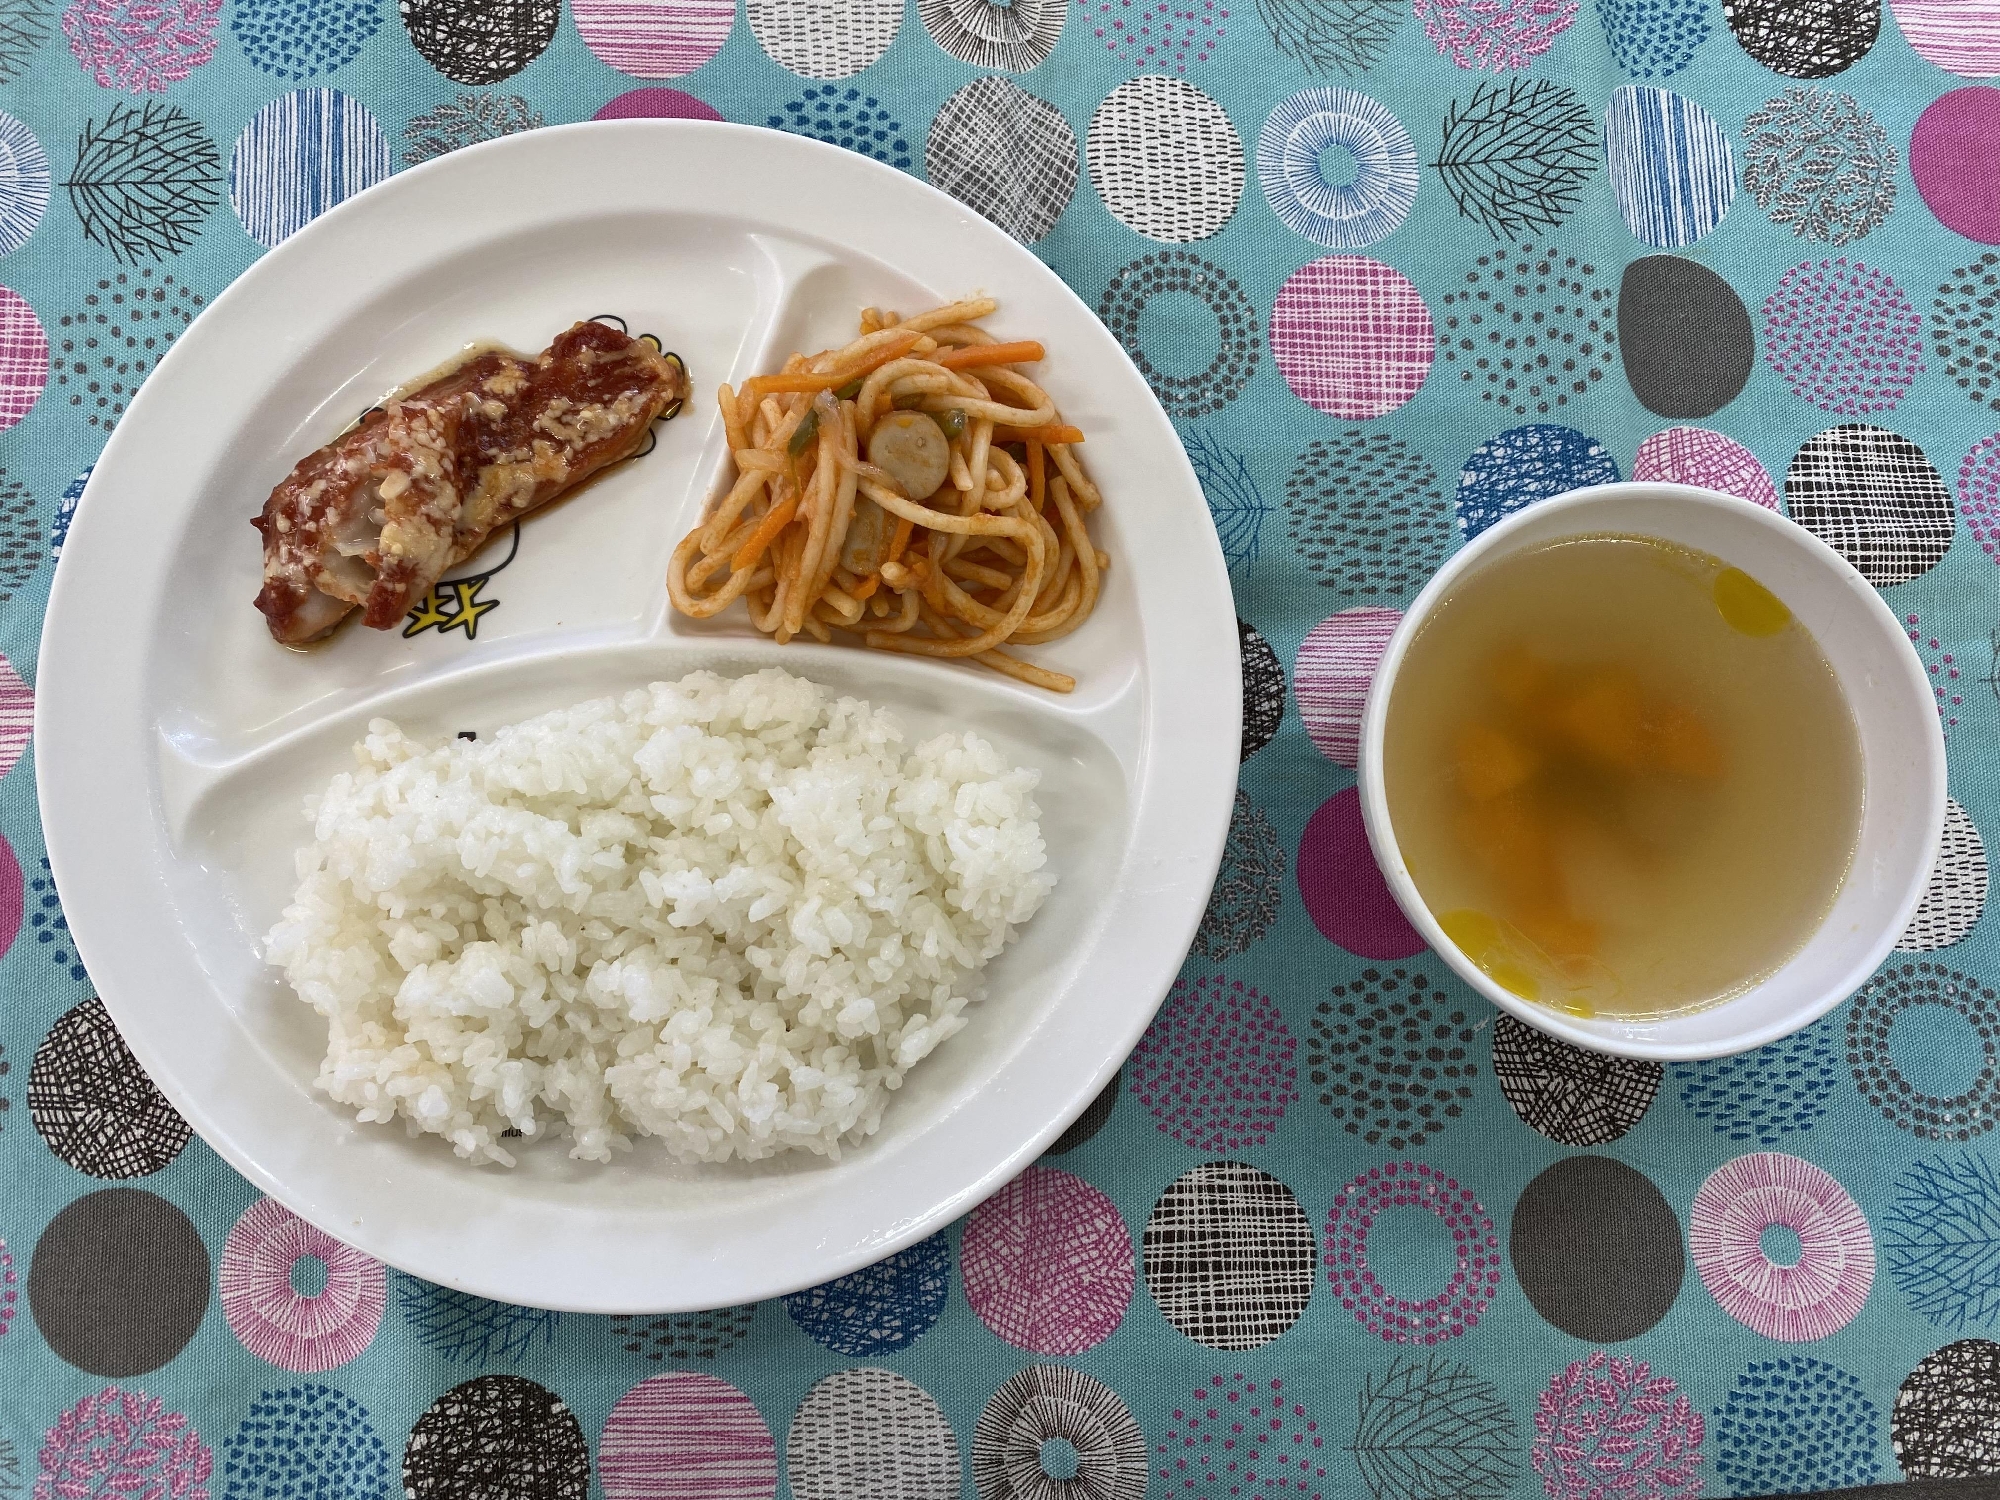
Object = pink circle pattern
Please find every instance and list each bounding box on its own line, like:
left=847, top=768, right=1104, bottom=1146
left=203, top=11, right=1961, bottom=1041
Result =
left=1296, top=787, right=1427, bottom=960
left=1632, top=428, right=1779, bottom=509
left=961, top=1165, right=1134, bottom=1355
left=1907, top=612, right=1964, bottom=736
left=220, top=1197, right=386, bottom=1373
left=0, top=1237, right=15, bottom=1340
left=1414, top=0, right=1578, bottom=69
left=1095, top=0, right=1227, bottom=69
left=36, top=1388, right=213, bottom=1500
left=1154, top=1374, right=1331, bottom=1499
left=594, top=87, right=724, bottom=120
left=1294, top=608, right=1399, bottom=767
left=1271, top=257, right=1433, bottom=420
left=1958, top=433, right=2000, bottom=561
left=600, top=1373, right=778, bottom=1500
left=1689, top=1152, right=1876, bottom=1342
left=60, top=0, right=220, bottom=91
left=1762, top=259, right=1924, bottom=415
left=0, top=833, right=23, bottom=961
left=1531, top=1353, right=1703, bottom=1500
left=0, top=289, right=46, bottom=433
left=1128, top=973, right=1299, bottom=1150
left=1911, top=86, right=2000, bottom=244
left=573, top=0, right=734, bottom=78
left=1323, top=1161, right=1500, bottom=1343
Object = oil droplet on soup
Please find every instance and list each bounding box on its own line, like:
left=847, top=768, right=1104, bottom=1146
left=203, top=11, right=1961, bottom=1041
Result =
left=1384, top=535, right=1861, bottom=1020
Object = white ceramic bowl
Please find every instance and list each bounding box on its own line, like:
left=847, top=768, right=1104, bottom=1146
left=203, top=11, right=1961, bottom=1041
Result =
left=1358, top=481, right=1947, bottom=1061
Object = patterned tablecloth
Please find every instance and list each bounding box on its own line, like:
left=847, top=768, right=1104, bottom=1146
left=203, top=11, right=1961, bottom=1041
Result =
left=0, top=0, right=1998, bottom=1489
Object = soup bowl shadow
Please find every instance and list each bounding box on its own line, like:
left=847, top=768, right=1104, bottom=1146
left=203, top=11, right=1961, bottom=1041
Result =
left=1357, top=481, right=1947, bottom=1061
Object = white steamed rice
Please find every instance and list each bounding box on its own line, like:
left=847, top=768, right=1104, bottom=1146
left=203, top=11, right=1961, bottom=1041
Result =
left=264, top=667, right=1053, bottom=1166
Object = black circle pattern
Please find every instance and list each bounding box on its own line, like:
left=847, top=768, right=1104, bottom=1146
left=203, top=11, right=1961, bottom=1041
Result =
left=973, top=1364, right=1147, bottom=1500
left=1144, top=1161, right=1315, bottom=1351
left=1935, top=253, right=2000, bottom=417
left=30, top=997, right=191, bottom=1179
left=1240, top=618, right=1285, bottom=762
left=1097, top=252, right=1259, bottom=419
left=1724, top=0, right=1880, bottom=77
left=1848, top=962, right=2000, bottom=1141
left=1511, top=1156, right=1683, bottom=1343
left=1436, top=246, right=1615, bottom=417
left=609, top=1304, right=756, bottom=1362
left=1285, top=432, right=1449, bottom=601
left=404, top=1376, right=589, bottom=1500
left=1045, top=1069, right=1119, bottom=1155
left=28, top=1187, right=209, bottom=1377
left=398, top=0, right=558, bottom=84
left=52, top=271, right=201, bottom=433
left=1785, top=424, right=1954, bottom=586
left=1192, top=790, right=1287, bottom=962
left=926, top=77, right=1076, bottom=244
left=1308, top=965, right=1477, bottom=1150
left=1491, top=1014, right=1662, bottom=1146
left=1894, top=1340, right=2000, bottom=1478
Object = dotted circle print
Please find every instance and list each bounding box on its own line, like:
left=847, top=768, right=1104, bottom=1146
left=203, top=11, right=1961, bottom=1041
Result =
left=39, top=1389, right=213, bottom=1499
left=1257, top=89, right=1417, bottom=250
left=30, top=996, right=191, bottom=1179
left=1892, top=0, right=2000, bottom=74
left=1633, top=427, right=1779, bottom=506
left=769, top=88, right=911, bottom=170
left=1325, top=1161, right=1500, bottom=1343
left=1098, top=252, right=1259, bottom=418
left=783, top=1231, right=950, bottom=1355
left=920, top=0, right=1064, bottom=71
left=1192, top=790, right=1286, bottom=961
left=962, top=1165, right=1133, bottom=1354
left=0, top=473, right=38, bottom=612
left=1512, top=1156, right=1684, bottom=1342
left=595, top=88, right=723, bottom=120
left=1436, top=246, right=1615, bottom=417
left=52, top=270, right=202, bottom=433
left=1689, top=1151, right=1875, bottom=1341
left=1285, top=432, right=1449, bottom=602
left=221, top=1384, right=391, bottom=1500
left=1885, top=1154, right=2000, bottom=1330
left=973, top=1365, right=1145, bottom=1500
left=1744, top=87, right=1898, bottom=246
left=1849, top=962, right=2000, bottom=1139
left=926, top=77, right=1076, bottom=244
left=220, top=1197, right=386, bottom=1372
left=404, top=1376, right=589, bottom=1500
left=0, top=1241, right=15, bottom=1338
left=1415, top=0, right=1578, bottom=68
left=400, top=0, right=556, bottom=81
left=748, top=0, right=900, bottom=76
left=1618, top=255, right=1754, bottom=420
left=1716, top=1358, right=1880, bottom=1493
left=1785, top=425, right=1954, bottom=585
left=1294, top=606, right=1396, bottom=767
left=787, top=1368, right=960, bottom=1500
left=232, top=0, right=377, bottom=77
left=1605, top=86, right=1737, bottom=247
left=1128, top=973, right=1299, bottom=1149
left=1491, top=1013, right=1663, bottom=1145
left=599, top=1374, right=777, bottom=1500
left=1298, top=787, right=1426, bottom=960
left=1156, top=1374, right=1332, bottom=1498
left=1895, top=1339, right=2000, bottom=1477
left=611, top=1304, right=755, bottom=1362
left=1093, top=0, right=1225, bottom=69
left=573, top=0, right=732, bottom=76
left=1272, top=256, right=1432, bottom=418
left=1764, top=259, right=1924, bottom=414
left=1680, top=1011, right=1845, bottom=1143
left=230, top=90, right=391, bottom=248
left=1046, top=1070, right=1119, bottom=1155
left=1145, top=1162, right=1316, bottom=1350
left=1725, top=0, right=1880, bottom=74
left=1901, top=799, right=1989, bottom=951
left=0, top=111, right=46, bottom=257
left=1958, top=432, right=2000, bottom=559
left=1913, top=88, right=2000, bottom=245
left=1239, top=619, right=1285, bottom=761
left=1309, top=964, right=1478, bottom=1150
left=1089, top=77, right=1242, bottom=242
left=1457, top=425, right=1620, bottom=538
left=1596, top=0, right=1707, bottom=76
left=1938, top=253, right=2000, bottom=414
left=1531, top=1354, right=1704, bottom=1500
left=61, top=0, right=219, bottom=91
left=1908, top=611, right=1965, bottom=736
left=0, top=287, right=45, bottom=432
left=28, top=1188, right=209, bottom=1377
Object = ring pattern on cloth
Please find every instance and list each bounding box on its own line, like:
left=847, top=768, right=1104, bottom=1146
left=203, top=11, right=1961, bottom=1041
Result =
left=787, top=1368, right=961, bottom=1500
left=404, top=1376, right=590, bottom=1500
left=926, top=77, right=1075, bottom=244
left=1595, top=0, right=1707, bottom=76
left=402, top=93, right=543, bottom=167
left=1849, top=962, right=2000, bottom=1140
left=221, top=1384, right=391, bottom=1500
left=1784, top=424, right=1954, bottom=586
left=1605, top=85, right=1737, bottom=247
left=1145, top=1162, right=1316, bottom=1350
left=1689, top=1152, right=1876, bottom=1341
left=1899, top=798, right=1988, bottom=952
left=29, top=996, right=191, bottom=1179
left=1618, top=255, right=1753, bottom=420
left=920, top=0, right=1065, bottom=71
left=961, top=1164, right=1134, bottom=1354
left=61, top=0, right=220, bottom=91
left=1632, top=427, right=1779, bottom=507
left=1089, top=75, right=1243, bottom=242
left=973, top=1365, right=1146, bottom=1500
left=1098, top=251, right=1260, bottom=418
left=769, top=87, right=912, bottom=169
left=1272, top=256, right=1433, bottom=418
left=1492, top=1014, right=1663, bottom=1146
left=1894, top=1338, right=2000, bottom=1477
left=1324, top=1160, right=1500, bottom=1343
left=598, top=1373, right=778, bottom=1500
left=1257, top=88, right=1417, bottom=249
left=747, top=0, right=900, bottom=78
left=783, top=1231, right=950, bottom=1355
left=220, top=1198, right=387, bottom=1372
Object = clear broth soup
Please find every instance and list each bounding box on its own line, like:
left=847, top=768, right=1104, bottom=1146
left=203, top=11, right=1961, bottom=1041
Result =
left=1384, top=534, right=1864, bottom=1020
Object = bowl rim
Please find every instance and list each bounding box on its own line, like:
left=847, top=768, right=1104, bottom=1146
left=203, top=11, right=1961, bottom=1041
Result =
left=1356, top=479, right=1948, bottom=1062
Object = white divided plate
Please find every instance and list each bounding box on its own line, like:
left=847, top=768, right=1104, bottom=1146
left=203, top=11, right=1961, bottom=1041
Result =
left=34, top=121, right=1240, bottom=1311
